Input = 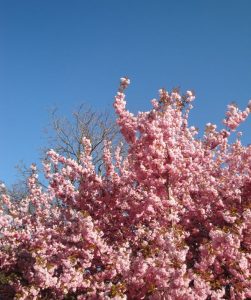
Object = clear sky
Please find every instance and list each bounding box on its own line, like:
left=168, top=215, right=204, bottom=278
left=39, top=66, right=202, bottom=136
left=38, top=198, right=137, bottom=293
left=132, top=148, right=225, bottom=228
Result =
left=1, top=0, right=251, bottom=186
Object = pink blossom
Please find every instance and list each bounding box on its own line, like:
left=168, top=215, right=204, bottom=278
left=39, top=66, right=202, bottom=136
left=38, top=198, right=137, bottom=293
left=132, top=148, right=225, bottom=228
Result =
left=0, top=79, right=250, bottom=299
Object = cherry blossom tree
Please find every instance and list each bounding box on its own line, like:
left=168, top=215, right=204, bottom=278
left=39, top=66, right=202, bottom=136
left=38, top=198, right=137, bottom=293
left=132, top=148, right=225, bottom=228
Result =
left=0, top=78, right=251, bottom=299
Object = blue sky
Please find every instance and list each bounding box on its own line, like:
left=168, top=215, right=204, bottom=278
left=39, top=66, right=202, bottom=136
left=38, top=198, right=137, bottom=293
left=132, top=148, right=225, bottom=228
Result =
left=1, top=0, right=251, bottom=186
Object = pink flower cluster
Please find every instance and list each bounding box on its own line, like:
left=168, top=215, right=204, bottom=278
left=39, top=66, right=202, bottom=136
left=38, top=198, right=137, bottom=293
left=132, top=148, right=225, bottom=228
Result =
left=0, top=79, right=251, bottom=299
left=223, top=104, right=250, bottom=131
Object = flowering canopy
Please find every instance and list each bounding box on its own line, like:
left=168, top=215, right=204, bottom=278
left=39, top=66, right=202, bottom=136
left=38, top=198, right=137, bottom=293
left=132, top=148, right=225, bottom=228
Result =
left=0, top=78, right=251, bottom=299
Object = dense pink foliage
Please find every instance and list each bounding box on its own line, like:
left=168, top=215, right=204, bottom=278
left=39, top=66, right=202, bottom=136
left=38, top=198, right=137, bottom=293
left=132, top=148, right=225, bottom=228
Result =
left=1, top=78, right=251, bottom=299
